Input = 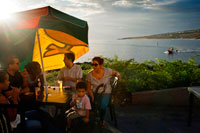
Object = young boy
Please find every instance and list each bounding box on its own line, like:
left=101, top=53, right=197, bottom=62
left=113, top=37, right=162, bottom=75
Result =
left=65, top=81, right=91, bottom=132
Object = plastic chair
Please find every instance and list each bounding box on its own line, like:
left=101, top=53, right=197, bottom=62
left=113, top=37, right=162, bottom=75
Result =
left=92, top=77, right=119, bottom=127
left=109, top=77, right=118, bottom=127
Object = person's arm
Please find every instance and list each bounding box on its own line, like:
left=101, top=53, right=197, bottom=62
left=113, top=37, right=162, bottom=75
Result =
left=8, top=95, right=18, bottom=122
left=70, top=96, right=78, bottom=107
left=11, top=87, right=20, bottom=102
left=77, top=66, right=83, bottom=82
left=87, top=81, right=94, bottom=102
left=63, top=76, right=78, bottom=83
left=0, top=95, right=18, bottom=122
left=57, top=69, right=64, bottom=81
left=83, top=109, right=89, bottom=123
left=82, top=96, right=91, bottom=123
left=4, top=87, right=20, bottom=103
left=20, top=87, right=30, bottom=94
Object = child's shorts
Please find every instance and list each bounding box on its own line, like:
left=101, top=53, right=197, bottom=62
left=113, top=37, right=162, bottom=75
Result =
left=65, top=108, right=82, bottom=120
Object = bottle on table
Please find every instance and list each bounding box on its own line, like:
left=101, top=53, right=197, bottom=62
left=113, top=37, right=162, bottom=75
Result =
left=35, top=78, right=41, bottom=99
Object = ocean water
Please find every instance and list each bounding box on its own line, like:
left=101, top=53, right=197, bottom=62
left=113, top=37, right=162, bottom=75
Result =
left=76, top=39, right=200, bottom=63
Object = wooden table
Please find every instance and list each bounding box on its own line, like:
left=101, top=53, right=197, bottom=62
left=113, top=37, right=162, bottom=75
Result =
left=187, top=86, right=200, bottom=126
left=41, top=87, right=72, bottom=103
left=20, top=87, right=72, bottom=109
left=0, top=87, right=72, bottom=132
left=36, top=87, right=72, bottom=117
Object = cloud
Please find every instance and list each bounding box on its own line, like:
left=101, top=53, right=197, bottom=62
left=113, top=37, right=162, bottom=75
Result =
left=45, top=0, right=56, bottom=3
left=8, top=0, right=200, bottom=40
left=66, top=0, right=101, bottom=8
left=53, top=0, right=105, bottom=17
left=161, top=0, right=200, bottom=13
left=136, top=0, right=178, bottom=10
left=112, top=0, right=133, bottom=7
left=111, top=0, right=178, bottom=11
left=14, top=0, right=200, bottom=16
left=68, top=1, right=104, bottom=14
left=64, top=6, right=104, bottom=16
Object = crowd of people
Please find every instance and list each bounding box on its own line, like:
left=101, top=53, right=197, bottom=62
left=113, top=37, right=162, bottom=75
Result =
left=0, top=52, right=120, bottom=133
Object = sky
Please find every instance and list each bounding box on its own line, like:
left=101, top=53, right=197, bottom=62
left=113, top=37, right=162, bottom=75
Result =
left=0, top=0, right=200, bottom=41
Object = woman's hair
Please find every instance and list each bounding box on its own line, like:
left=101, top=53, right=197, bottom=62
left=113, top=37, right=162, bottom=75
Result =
left=25, top=62, right=42, bottom=80
left=92, top=56, right=104, bottom=65
left=0, top=70, right=7, bottom=83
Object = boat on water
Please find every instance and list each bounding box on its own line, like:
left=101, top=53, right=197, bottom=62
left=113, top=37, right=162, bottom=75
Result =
left=164, top=47, right=178, bottom=54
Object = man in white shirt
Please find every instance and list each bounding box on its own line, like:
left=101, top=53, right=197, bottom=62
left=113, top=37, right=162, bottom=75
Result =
left=57, top=52, right=83, bottom=90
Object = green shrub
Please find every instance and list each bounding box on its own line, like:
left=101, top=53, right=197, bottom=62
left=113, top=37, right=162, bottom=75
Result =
left=46, top=71, right=59, bottom=86
left=45, top=55, right=200, bottom=93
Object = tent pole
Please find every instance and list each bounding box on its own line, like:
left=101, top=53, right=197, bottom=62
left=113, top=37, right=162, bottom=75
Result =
left=36, top=28, right=48, bottom=101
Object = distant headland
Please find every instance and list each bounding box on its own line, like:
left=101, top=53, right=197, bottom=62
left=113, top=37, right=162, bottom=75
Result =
left=119, top=29, right=200, bottom=40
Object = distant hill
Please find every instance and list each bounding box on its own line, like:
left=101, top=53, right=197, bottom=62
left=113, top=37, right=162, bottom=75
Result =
left=120, top=29, right=200, bottom=40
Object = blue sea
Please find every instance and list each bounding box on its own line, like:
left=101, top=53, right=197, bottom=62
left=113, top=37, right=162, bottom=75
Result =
left=76, top=39, right=200, bottom=63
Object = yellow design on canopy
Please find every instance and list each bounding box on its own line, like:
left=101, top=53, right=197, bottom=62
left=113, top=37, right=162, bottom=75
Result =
left=32, top=28, right=89, bottom=71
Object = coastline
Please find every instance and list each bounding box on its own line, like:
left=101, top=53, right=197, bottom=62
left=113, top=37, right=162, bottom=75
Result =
left=118, top=28, right=200, bottom=40
left=118, top=38, right=200, bottom=40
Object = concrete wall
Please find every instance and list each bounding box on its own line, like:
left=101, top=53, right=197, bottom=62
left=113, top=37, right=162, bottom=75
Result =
left=132, top=87, right=200, bottom=106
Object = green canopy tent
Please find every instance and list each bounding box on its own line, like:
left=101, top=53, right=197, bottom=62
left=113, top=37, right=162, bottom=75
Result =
left=0, top=6, right=89, bottom=71
left=0, top=6, right=89, bottom=99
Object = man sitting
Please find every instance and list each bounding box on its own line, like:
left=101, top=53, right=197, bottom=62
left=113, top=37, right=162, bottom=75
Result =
left=1, top=56, right=29, bottom=103
left=57, top=52, right=83, bottom=91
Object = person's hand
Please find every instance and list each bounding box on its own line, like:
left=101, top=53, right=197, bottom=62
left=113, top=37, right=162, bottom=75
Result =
left=74, top=96, right=78, bottom=102
left=82, top=117, right=89, bottom=123
left=113, top=71, right=121, bottom=80
left=11, top=87, right=20, bottom=94
left=115, top=72, right=121, bottom=79
left=20, top=87, right=30, bottom=94
left=11, top=87, right=20, bottom=103
left=117, top=73, right=121, bottom=79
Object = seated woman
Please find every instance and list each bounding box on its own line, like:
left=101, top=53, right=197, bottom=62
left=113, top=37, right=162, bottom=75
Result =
left=0, top=70, right=63, bottom=133
left=86, top=56, right=120, bottom=127
left=19, top=62, right=44, bottom=108
left=24, top=61, right=44, bottom=101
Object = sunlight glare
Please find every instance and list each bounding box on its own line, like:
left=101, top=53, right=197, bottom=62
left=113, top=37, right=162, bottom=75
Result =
left=0, top=1, right=19, bottom=20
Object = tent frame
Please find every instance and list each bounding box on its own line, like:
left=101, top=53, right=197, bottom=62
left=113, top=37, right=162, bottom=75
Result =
left=36, top=27, right=48, bottom=101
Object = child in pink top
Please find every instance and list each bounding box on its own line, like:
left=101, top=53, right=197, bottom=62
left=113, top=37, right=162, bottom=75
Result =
left=65, top=81, right=91, bottom=132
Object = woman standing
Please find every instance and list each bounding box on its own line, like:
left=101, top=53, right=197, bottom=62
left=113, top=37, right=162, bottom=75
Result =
left=86, top=56, right=120, bottom=127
